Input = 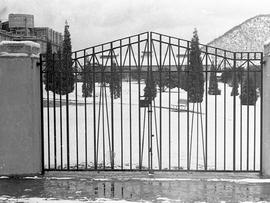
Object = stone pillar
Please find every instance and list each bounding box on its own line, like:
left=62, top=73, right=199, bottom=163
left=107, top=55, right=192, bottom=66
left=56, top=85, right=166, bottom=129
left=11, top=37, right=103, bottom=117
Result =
left=0, top=41, right=42, bottom=176
left=263, top=41, right=270, bottom=176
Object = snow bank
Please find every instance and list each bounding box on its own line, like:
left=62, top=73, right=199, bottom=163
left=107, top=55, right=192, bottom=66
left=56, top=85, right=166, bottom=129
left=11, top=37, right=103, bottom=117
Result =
left=0, top=197, right=141, bottom=203
left=207, top=178, right=270, bottom=183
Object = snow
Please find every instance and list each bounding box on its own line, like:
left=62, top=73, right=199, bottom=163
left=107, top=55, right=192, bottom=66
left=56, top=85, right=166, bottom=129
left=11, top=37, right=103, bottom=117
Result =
left=130, top=178, right=194, bottom=182
left=129, top=178, right=270, bottom=183
left=0, top=197, right=144, bottom=203
left=43, top=81, right=261, bottom=171
left=0, top=40, right=40, bottom=57
left=47, top=177, right=73, bottom=180
left=264, top=38, right=270, bottom=46
left=92, top=178, right=111, bottom=181
left=208, top=15, right=270, bottom=52
left=24, top=176, right=42, bottom=179
left=0, top=52, right=39, bottom=57
left=0, top=197, right=118, bottom=203
left=0, top=40, right=40, bottom=49
left=207, top=178, right=270, bottom=183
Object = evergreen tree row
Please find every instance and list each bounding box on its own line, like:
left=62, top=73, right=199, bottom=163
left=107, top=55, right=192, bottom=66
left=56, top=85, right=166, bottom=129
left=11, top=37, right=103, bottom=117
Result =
left=81, top=62, right=121, bottom=99
left=44, top=25, right=259, bottom=105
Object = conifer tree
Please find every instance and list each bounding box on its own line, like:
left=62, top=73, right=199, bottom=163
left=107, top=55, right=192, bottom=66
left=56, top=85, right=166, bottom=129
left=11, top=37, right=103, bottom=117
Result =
left=108, top=62, right=121, bottom=99
left=187, top=29, right=204, bottom=103
left=230, top=74, right=239, bottom=96
left=240, top=76, right=258, bottom=105
left=156, top=69, right=169, bottom=92
left=167, top=72, right=178, bottom=89
left=82, top=60, right=94, bottom=97
left=220, top=68, right=231, bottom=84
left=44, top=41, right=53, bottom=92
left=180, top=66, right=188, bottom=91
left=60, top=21, right=74, bottom=95
left=144, top=73, right=157, bottom=102
left=208, top=64, right=221, bottom=95
left=54, top=49, right=63, bottom=94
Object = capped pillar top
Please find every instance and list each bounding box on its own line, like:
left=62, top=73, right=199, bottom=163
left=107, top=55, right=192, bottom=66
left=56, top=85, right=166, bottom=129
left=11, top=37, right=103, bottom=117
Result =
left=0, top=41, right=40, bottom=57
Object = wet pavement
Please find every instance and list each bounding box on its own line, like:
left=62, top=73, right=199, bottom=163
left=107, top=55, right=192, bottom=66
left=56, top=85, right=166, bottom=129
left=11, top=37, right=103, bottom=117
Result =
left=0, top=172, right=270, bottom=202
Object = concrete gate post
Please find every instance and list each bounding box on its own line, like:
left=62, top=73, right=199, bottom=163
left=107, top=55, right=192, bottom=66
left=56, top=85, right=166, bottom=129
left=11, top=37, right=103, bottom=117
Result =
left=262, top=41, right=270, bottom=176
left=0, top=41, right=42, bottom=176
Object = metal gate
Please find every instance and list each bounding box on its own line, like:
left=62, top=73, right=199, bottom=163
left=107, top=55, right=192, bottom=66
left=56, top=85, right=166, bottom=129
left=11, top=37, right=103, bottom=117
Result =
left=40, top=32, right=263, bottom=172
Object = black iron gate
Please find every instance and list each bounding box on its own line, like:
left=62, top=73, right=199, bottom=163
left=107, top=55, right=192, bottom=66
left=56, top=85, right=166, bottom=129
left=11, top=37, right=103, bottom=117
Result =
left=40, top=32, right=263, bottom=172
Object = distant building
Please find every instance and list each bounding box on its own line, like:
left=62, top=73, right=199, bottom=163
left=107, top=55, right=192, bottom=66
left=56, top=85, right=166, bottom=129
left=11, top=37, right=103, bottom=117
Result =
left=0, top=13, right=63, bottom=53
left=8, top=14, right=34, bottom=36
left=0, top=29, right=13, bottom=41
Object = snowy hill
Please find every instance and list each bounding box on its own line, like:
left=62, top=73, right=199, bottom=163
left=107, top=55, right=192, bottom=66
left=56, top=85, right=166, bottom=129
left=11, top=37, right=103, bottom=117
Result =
left=208, top=14, right=270, bottom=52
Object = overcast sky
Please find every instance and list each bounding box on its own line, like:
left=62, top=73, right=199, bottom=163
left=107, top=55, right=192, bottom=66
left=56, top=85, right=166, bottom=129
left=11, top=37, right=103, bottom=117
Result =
left=1, top=0, right=270, bottom=50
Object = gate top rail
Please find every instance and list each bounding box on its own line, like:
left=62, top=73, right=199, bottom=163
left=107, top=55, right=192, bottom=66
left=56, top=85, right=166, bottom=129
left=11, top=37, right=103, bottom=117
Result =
left=40, top=31, right=263, bottom=63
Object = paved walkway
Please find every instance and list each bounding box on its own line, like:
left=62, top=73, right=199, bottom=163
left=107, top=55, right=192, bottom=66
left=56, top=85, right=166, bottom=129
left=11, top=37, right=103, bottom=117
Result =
left=0, top=172, right=270, bottom=202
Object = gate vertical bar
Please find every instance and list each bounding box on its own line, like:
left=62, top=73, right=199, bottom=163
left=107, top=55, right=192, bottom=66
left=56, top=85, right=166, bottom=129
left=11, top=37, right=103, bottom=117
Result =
left=187, top=41, right=190, bottom=171
left=138, top=35, right=142, bottom=170
left=254, top=69, right=257, bottom=171
left=39, top=54, right=45, bottom=174
left=53, top=54, right=57, bottom=169
left=46, top=56, right=50, bottom=170
left=66, top=57, right=70, bottom=170
left=177, top=39, right=181, bottom=169
left=83, top=50, right=87, bottom=169
left=59, top=60, right=63, bottom=170
left=240, top=64, right=243, bottom=171
left=260, top=52, right=263, bottom=174
left=149, top=32, right=153, bottom=171
left=147, top=32, right=150, bottom=170
left=224, top=51, right=227, bottom=170
left=120, top=40, right=123, bottom=170
left=75, top=53, right=79, bottom=170
left=110, top=42, right=115, bottom=169
left=247, top=53, right=250, bottom=171
left=214, top=49, right=217, bottom=170
left=93, top=47, right=97, bottom=169
left=205, top=46, right=208, bottom=170
left=169, top=37, right=171, bottom=170
left=129, top=37, right=132, bottom=170
left=159, top=34, right=162, bottom=170
left=233, top=52, right=236, bottom=171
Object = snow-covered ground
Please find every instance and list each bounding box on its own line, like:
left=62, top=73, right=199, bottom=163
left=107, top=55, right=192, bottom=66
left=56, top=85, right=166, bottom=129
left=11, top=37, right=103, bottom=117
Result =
left=43, top=81, right=261, bottom=171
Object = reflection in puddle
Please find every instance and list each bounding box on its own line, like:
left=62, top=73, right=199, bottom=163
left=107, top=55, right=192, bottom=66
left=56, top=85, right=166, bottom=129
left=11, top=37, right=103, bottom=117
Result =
left=0, top=178, right=270, bottom=202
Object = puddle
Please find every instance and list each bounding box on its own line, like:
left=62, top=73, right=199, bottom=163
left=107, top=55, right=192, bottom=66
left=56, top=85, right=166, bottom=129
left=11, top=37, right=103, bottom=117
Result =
left=0, top=176, right=270, bottom=202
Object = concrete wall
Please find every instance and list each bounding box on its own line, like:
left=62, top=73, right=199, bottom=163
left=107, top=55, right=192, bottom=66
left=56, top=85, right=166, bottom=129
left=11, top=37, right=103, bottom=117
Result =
left=0, top=41, right=42, bottom=175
